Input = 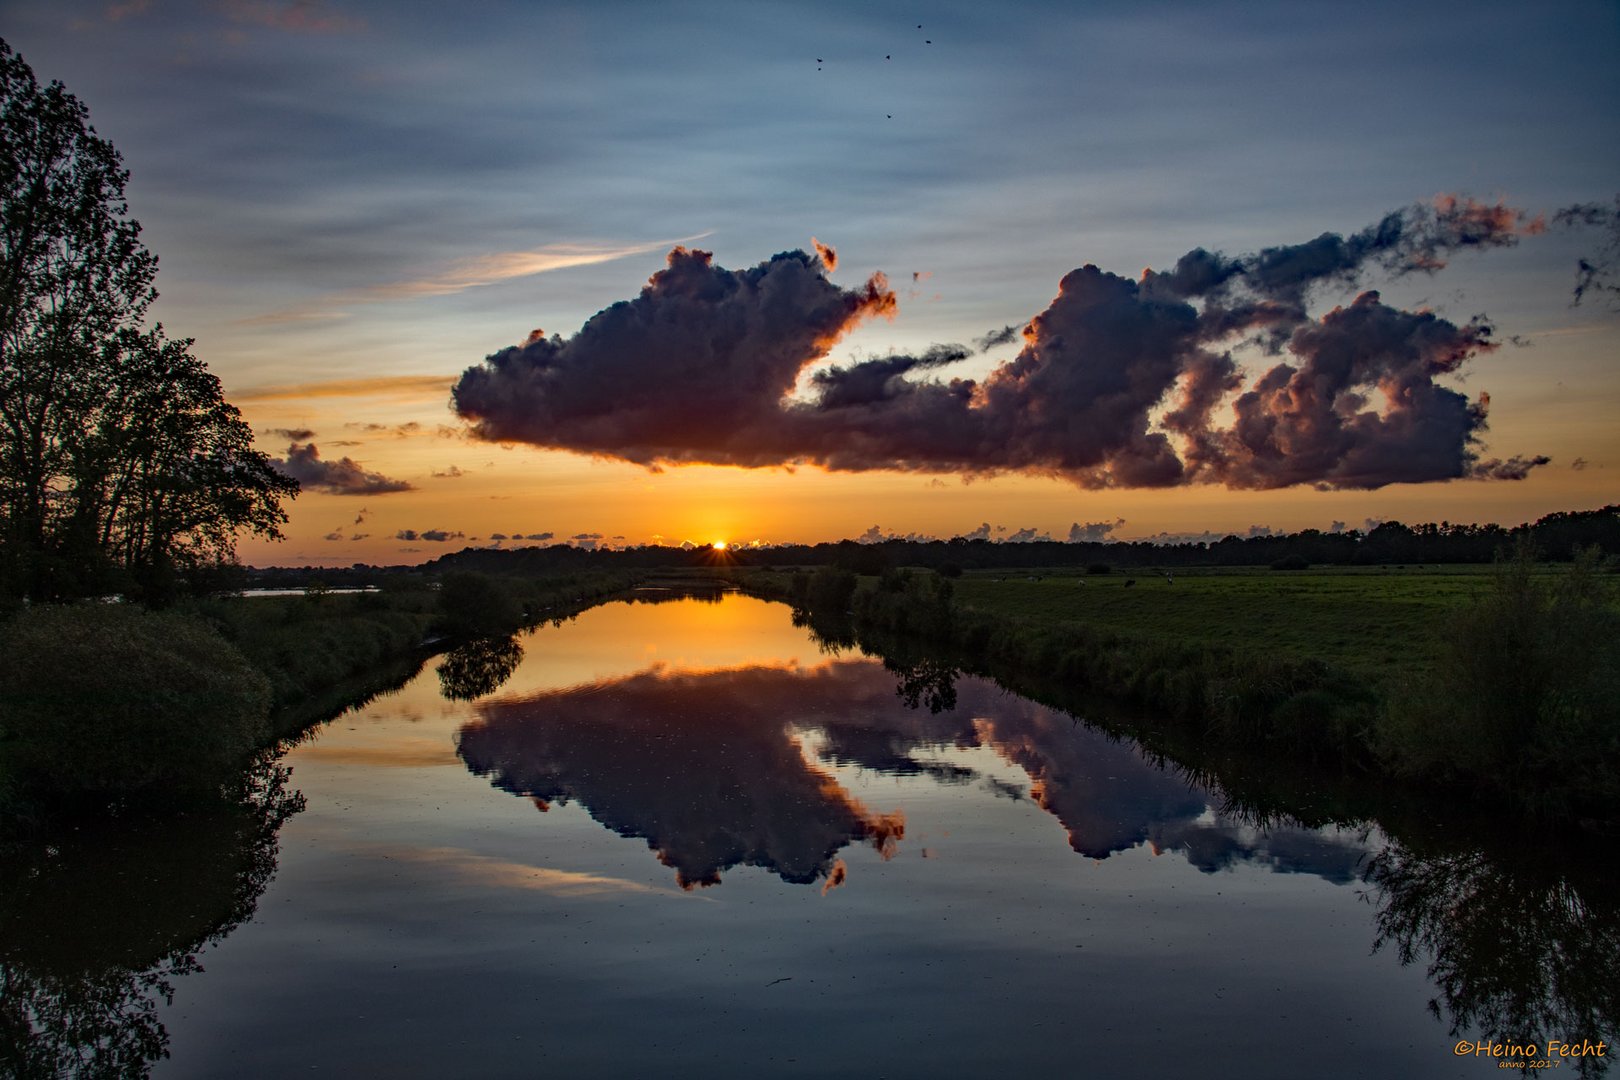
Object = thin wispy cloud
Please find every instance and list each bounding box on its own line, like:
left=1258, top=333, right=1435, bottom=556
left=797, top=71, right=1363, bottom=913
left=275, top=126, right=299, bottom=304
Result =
left=234, top=373, right=455, bottom=403
left=216, top=0, right=365, bottom=35
left=241, top=233, right=713, bottom=326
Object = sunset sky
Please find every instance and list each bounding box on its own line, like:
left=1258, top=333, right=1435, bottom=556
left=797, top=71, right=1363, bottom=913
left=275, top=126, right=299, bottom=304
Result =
left=7, top=0, right=1618, bottom=566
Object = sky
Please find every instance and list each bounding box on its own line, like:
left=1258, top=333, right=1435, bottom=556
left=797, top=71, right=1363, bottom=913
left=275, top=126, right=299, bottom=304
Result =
left=6, top=0, right=1618, bottom=565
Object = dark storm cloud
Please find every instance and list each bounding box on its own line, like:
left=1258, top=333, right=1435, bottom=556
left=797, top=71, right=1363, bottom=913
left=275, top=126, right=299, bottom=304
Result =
left=270, top=442, right=414, bottom=495
left=453, top=205, right=1553, bottom=491
left=453, top=246, right=897, bottom=469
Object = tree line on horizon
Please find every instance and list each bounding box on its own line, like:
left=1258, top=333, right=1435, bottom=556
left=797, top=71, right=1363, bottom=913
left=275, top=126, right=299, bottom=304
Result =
left=227, top=503, right=1620, bottom=587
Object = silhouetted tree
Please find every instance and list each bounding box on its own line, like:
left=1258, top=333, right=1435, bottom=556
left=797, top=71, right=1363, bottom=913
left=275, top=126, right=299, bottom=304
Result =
left=0, top=40, right=294, bottom=603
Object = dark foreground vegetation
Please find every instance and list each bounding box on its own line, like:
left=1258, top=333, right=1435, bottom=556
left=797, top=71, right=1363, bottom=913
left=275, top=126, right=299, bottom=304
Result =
left=0, top=570, right=636, bottom=831
left=739, top=545, right=1620, bottom=831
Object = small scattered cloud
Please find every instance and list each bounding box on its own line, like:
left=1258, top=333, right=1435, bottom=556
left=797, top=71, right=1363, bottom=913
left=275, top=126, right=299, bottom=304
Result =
left=262, top=426, right=315, bottom=441
left=853, top=524, right=937, bottom=544
left=394, top=528, right=466, bottom=543
left=345, top=420, right=424, bottom=438
left=1571, top=457, right=1589, bottom=471
left=974, top=324, right=1021, bottom=351
left=1067, top=519, right=1124, bottom=543
left=810, top=237, right=838, bottom=272
left=270, top=443, right=414, bottom=495
left=432, top=465, right=465, bottom=478
left=1468, top=454, right=1551, bottom=481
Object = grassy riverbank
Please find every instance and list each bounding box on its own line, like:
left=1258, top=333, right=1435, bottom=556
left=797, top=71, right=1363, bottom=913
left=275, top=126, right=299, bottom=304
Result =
left=0, top=569, right=640, bottom=826
left=737, top=556, right=1620, bottom=829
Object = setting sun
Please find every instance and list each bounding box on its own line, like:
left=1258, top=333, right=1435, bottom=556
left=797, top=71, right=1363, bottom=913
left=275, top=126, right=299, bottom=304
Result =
left=712, top=541, right=728, bottom=551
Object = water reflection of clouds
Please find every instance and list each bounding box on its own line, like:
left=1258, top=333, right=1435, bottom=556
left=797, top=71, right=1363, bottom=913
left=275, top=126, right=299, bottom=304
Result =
left=296, top=738, right=462, bottom=768
left=1150, top=819, right=1374, bottom=885
left=376, top=845, right=678, bottom=898
left=457, top=659, right=1379, bottom=890
left=457, top=663, right=908, bottom=890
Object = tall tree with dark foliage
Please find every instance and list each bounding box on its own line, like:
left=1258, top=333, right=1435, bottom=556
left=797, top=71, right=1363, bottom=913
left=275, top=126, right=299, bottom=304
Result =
left=0, top=40, right=295, bottom=603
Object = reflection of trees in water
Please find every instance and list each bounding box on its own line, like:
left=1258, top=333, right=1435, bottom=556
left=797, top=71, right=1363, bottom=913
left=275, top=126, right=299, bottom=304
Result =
left=1365, top=840, right=1619, bottom=1075
left=0, top=756, right=303, bottom=1078
left=436, top=636, right=524, bottom=701
left=790, top=608, right=857, bottom=652
left=884, top=653, right=958, bottom=714
left=624, top=585, right=730, bottom=606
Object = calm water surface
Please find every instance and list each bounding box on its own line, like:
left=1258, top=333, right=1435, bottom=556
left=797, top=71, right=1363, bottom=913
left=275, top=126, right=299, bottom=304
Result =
left=6, top=593, right=1615, bottom=1078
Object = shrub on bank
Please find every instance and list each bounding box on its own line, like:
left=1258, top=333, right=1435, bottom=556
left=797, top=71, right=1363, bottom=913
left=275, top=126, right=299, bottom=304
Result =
left=190, top=592, right=436, bottom=711
left=1377, top=545, right=1620, bottom=821
left=438, top=572, right=525, bottom=638
left=0, top=605, right=271, bottom=803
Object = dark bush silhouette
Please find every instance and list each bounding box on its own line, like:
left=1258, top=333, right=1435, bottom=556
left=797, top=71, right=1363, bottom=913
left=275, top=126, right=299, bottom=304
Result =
left=0, top=605, right=270, bottom=802
left=437, top=572, right=522, bottom=638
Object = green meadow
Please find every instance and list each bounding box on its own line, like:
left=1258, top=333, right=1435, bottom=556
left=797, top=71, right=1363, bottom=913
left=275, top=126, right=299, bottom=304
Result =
left=948, top=565, right=1525, bottom=688
left=742, top=556, right=1620, bottom=827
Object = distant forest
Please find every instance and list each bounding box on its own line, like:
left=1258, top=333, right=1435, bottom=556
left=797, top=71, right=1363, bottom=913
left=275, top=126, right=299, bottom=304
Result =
left=251, top=504, right=1620, bottom=586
